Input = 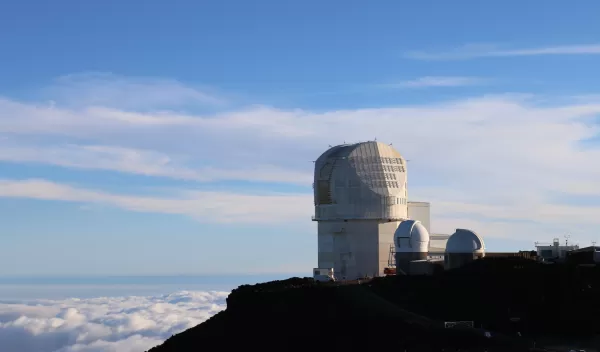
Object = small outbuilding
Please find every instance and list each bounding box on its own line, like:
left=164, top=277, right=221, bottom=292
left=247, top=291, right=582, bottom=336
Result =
left=394, top=220, right=430, bottom=275
left=444, top=228, right=485, bottom=270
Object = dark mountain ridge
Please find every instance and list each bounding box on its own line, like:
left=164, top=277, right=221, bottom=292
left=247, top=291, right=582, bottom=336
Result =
left=149, top=258, right=600, bottom=351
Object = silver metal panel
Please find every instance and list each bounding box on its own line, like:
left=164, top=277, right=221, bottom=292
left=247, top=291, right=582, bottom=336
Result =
left=429, top=233, right=449, bottom=254
left=408, top=201, right=430, bottom=233
left=430, top=234, right=450, bottom=240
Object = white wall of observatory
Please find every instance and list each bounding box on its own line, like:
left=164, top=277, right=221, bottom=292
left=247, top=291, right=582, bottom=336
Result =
left=378, top=221, right=400, bottom=274
left=428, top=235, right=449, bottom=254
left=408, top=202, right=430, bottom=233
left=313, top=142, right=408, bottom=221
left=317, top=221, right=378, bottom=279
left=317, top=220, right=399, bottom=279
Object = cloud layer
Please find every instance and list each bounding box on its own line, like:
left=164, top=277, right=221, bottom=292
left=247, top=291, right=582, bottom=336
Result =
left=404, top=43, right=600, bottom=60
left=3, top=73, right=600, bottom=242
left=0, top=179, right=311, bottom=224
left=0, top=143, right=311, bottom=185
left=0, top=290, right=227, bottom=352
left=384, top=76, right=484, bottom=88
left=41, top=72, right=225, bottom=109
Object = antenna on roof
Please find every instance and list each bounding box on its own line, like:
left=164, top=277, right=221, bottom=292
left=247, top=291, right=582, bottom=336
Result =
left=374, top=137, right=377, bottom=141
left=592, top=241, right=597, bottom=247
left=564, top=234, right=571, bottom=246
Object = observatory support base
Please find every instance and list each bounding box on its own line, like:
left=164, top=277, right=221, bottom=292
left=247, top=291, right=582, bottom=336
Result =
left=318, top=220, right=400, bottom=280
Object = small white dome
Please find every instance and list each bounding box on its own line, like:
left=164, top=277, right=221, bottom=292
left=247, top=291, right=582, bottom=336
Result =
left=445, top=229, right=485, bottom=254
left=394, top=220, right=430, bottom=253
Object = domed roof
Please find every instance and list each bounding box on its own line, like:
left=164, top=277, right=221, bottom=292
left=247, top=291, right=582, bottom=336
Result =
left=394, top=220, right=430, bottom=253
left=445, top=229, right=485, bottom=253
left=315, top=141, right=406, bottom=168
left=313, top=141, right=408, bottom=221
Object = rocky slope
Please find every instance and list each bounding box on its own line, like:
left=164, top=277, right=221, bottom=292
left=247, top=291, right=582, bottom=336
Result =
left=148, top=258, right=599, bottom=351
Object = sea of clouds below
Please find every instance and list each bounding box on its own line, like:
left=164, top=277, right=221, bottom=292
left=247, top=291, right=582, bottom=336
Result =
left=0, top=290, right=229, bottom=352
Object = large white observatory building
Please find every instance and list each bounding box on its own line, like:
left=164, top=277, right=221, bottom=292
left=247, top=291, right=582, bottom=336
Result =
left=313, top=141, right=485, bottom=280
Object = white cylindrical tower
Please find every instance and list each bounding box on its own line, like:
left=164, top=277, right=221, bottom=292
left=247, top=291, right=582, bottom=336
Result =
left=444, top=229, right=486, bottom=270
left=314, top=141, right=409, bottom=280
left=394, top=220, right=430, bottom=275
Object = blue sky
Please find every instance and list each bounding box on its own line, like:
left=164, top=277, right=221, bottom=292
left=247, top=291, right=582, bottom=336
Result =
left=2, top=0, right=600, bottom=275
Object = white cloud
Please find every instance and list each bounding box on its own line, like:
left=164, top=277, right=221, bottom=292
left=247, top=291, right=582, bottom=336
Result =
left=0, top=179, right=313, bottom=224
left=383, top=76, right=484, bottom=88
left=0, top=143, right=312, bottom=185
left=0, top=290, right=227, bottom=352
left=404, top=43, right=600, bottom=60
left=3, top=73, right=600, bottom=241
left=40, top=72, right=225, bottom=109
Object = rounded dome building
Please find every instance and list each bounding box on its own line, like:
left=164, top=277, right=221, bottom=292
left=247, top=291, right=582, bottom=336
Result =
left=444, top=229, right=485, bottom=270
left=314, top=141, right=409, bottom=280
left=313, top=141, right=408, bottom=221
left=393, top=220, right=430, bottom=275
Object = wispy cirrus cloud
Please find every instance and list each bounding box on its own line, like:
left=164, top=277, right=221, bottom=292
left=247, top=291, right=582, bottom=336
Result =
left=38, top=72, right=226, bottom=110
left=3, top=73, right=600, bottom=242
left=404, top=43, right=600, bottom=60
left=0, top=179, right=312, bottom=224
left=0, top=143, right=312, bottom=185
left=381, top=76, right=485, bottom=88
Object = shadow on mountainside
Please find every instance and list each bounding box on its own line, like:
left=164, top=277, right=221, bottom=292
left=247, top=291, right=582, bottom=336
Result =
left=148, top=258, right=600, bottom=351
